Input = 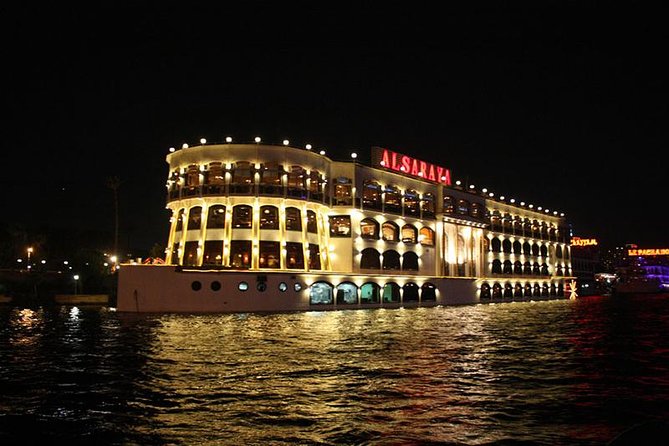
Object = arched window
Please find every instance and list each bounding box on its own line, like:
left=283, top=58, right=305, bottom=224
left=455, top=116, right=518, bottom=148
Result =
left=491, top=238, right=501, bottom=252
left=421, top=283, right=436, bottom=301
left=402, top=252, right=419, bottom=271
left=542, top=284, right=549, bottom=296
left=540, top=245, right=548, bottom=257
left=360, top=218, right=380, bottom=239
left=382, top=250, right=401, bottom=270
left=524, top=262, right=532, bottom=275
left=532, top=244, right=540, bottom=256
left=285, top=207, right=302, bottom=231
left=362, top=180, right=382, bottom=210
left=360, top=282, right=380, bottom=304
left=556, top=245, right=563, bottom=258
left=513, top=240, right=522, bottom=254
left=492, top=283, right=502, bottom=298
left=550, top=283, right=558, bottom=296
left=286, top=242, right=305, bottom=269
left=310, top=281, right=334, bottom=305
left=307, top=210, right=318, bottom=233
left=502, top=239, right=512, bottom=253
left=259, top=205, right=279, bottom=230
left=504, top=283, right=513, bottom=298
left=232, top=205, right=253, bottom=228
left=384, top=185, right=401, bottom=214
left=187, top=206, right=202, bottom=230
left=514, top=261, right=523, bottom=274
left=404, top=189, right=420, bottom=216
left=382, top=222, right=399, bottom=242
left=206, top=205, right=226, bottom=229
left=419, top=227, right=435, bottom=246
left=514, top=283, right=523, bottom=297
left=403, top=282, right=419, bottom=301
left=480, top=283, right=491, bottom=299
left=503, top=260, right=513, bottom=274
left=541, top=263, right=549, bottom=275
left=336, top=282, right=358, bottom=304
left=525, top=282, right=533, bottom=296
left=533, top=283, right=541, bottom=296
left=533, top=263, right=541, bottom=275
left=492, top=259, right=502, bottom=274
left=175, top=208, right=185, bottom=232
left=382, top=282, right=401, bottom=302
left=360, top=248, right=381, bottom=269
left=401, top=224, right=418, bottom=243
left=523, top=241, right=532, bottom=255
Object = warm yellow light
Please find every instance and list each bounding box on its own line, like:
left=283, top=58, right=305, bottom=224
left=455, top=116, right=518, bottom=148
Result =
left=254, top=136, right=261, bottom=143
left=283, top=139, right=290, bottom=145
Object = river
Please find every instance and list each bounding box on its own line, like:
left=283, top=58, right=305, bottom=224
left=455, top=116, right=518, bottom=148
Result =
left=1, top=294, right=668, bottom=445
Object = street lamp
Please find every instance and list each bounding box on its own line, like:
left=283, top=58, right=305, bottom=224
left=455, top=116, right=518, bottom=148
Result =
left=73, top=274, right=80, bottom=295
left=27, top=247, right=33, bottom=270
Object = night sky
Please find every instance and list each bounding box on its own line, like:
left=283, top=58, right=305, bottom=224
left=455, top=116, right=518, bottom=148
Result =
left=3, top=3, right=667, bottom=255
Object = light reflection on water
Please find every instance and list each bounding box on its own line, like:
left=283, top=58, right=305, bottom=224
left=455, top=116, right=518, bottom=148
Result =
left=1, top=295, right=669, bottom=445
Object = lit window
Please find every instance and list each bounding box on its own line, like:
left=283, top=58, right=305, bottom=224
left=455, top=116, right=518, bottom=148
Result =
left=260, top=206, right=279, bottom=230
left=329, top=215, right=351, bottom=237
left=285, top=207, right=302, bottom=231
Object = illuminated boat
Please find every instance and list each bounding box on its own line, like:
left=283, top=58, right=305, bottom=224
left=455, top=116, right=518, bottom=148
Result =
left=614, top=248, right=669, bottom=294
left=116, top=140, right=574, bottom=313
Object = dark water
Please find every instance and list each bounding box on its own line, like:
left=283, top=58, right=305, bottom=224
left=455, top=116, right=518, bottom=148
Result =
left=1, top=295, right=669, bottom=445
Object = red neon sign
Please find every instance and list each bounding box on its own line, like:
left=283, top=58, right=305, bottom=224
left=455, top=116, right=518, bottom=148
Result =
left=373, top=147, right=451, bottom=185
left=628, top=248, right=669, bottom=256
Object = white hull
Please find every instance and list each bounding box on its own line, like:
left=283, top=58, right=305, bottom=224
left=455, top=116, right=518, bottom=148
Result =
left=116, top=264, right=568, bottom=313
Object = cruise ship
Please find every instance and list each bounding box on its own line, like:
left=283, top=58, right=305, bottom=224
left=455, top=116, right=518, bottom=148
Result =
left=116, top=140, right=574, bottom=313
left=614, top=247, right=669, bottom=294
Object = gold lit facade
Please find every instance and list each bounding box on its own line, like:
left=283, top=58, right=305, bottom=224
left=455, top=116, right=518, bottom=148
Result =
left=116, top=141, right=573, bottom=313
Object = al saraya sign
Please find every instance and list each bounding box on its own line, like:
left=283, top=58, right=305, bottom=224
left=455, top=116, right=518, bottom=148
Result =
left=372, top=147, right=452, bottom=185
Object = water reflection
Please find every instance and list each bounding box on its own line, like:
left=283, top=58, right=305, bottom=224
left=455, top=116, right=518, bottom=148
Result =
left=1, top=295, right=668, bottom=445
